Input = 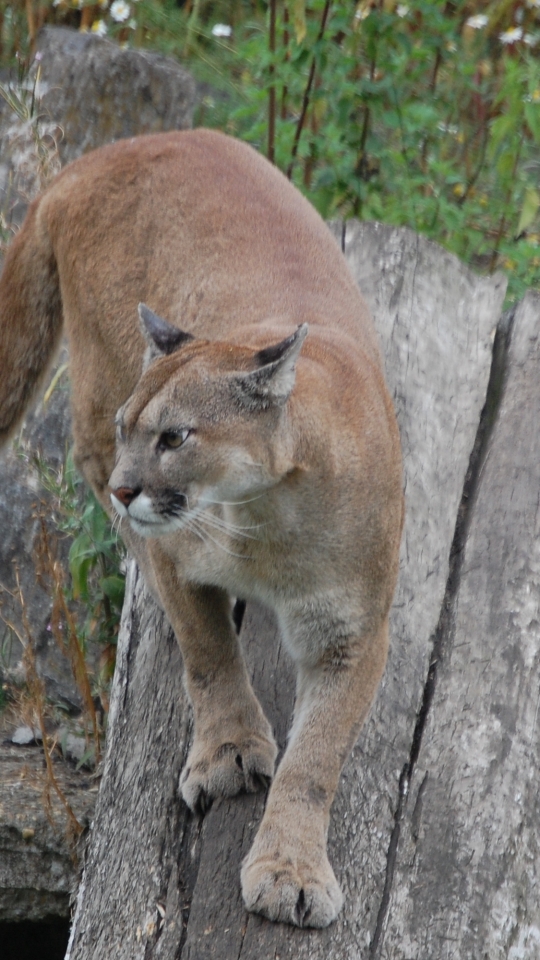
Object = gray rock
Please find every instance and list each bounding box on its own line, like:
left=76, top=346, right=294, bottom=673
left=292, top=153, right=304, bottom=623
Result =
left=0, top=742, right=96, bottom=921
left=0, top=348, right=77, bottom=708
left=34, top=26, right=195, bottom=165
left=10, top=725, right=42, bottom=745
left=0, top=27, right=196, bottom=707
left=0, top=28, right=196, bottom=924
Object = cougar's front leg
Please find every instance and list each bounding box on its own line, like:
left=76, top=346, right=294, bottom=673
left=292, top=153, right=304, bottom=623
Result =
left=148, top=544, right=277, bottom=814
left=241, top=611, right=389, bottom=928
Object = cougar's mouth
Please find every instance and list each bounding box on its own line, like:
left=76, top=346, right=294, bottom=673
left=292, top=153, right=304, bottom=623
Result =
left=110, top=489, right=189, bottom=538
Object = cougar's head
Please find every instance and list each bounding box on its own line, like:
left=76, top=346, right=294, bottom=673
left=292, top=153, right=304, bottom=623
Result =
left=109, top=304, right=308, bottom=538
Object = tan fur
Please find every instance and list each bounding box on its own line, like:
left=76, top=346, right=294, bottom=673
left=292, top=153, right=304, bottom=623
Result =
left=0, top=129, right=403, bottom=928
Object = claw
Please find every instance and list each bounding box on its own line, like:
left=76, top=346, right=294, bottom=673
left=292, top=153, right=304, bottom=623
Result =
left=295, top=888, right=308, bottom=926
left=252, top=771, right=272, bottom=792
left=194, top=789, right=213, bottom=817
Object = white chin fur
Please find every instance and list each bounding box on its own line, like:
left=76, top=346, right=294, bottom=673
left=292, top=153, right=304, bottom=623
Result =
left=110, top=493, right=128, bottom=517
left=111, top=491, right=185, bottom=538
left=129, top=517, right=171, bottom=538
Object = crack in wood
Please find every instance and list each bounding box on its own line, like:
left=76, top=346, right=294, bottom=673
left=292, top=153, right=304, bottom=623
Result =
left=369, top=305, right=517, bottom=959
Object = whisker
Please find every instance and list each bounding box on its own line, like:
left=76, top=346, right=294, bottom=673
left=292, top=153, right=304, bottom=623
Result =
left=200, top=492, right=267, bottom=506
left=197, top=511, right=261, bottom=540
left=189, top=517, right=249, bottom=560
left=184, top=517, right=207, bottom=545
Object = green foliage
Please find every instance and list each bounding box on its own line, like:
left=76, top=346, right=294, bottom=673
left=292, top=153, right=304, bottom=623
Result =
left=216, top=1, right=540, bottom=304
left=36, top=448, right=125, bottom=655
left=10, top=1, right=539, bottom=303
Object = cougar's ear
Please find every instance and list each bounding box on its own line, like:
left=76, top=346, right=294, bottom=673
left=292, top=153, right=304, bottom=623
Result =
left=138, top=303, right=194, bottom=367
left=233, top=324, right=308, bottom=409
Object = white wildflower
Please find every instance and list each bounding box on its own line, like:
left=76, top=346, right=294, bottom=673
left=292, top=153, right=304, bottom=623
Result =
left=466, top=14, right=488, bottom=29
left=524, top=32, right=540, bottom=46
left=499, top=27, right=523, bottom=44
left=110, top=0, right=130, bottom=22
left=396, top=5, right=409, bottom=17
left=437, top=122, right=458, bottom=135
left=211, top=23, right=232, bottom=38
left=526, top=0, right=540, bottom=8
left=91, top=19, right=107, bottom=36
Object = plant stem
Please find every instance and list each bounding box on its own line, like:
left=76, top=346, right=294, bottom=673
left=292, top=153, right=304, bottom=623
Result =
left=25, top=0, right=35, bottom=48
left=281, top=4, right=289, bottom=121
left=489, top=134, right=523, bottom=274
left=184, top=0, right=203, bottom=56
left=268, top=0, right=277, bottom=163
left=286, top=0, right=332, bottom=180
left=13, top=565, right=83, bottom=839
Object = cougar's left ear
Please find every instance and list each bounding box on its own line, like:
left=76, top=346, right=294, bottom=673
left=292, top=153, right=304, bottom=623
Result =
left=234, top=324, right=308, bottom=408
left=138, top=303, right=194, bottom=368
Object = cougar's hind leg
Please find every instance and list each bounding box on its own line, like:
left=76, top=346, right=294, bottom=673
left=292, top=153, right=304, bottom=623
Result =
left=241, top=608, right=390, bottom=928
left=147, top=541, right=277, bottom=814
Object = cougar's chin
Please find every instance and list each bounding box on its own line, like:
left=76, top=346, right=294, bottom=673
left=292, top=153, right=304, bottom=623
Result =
left=128, top=516, right=178, bottom=538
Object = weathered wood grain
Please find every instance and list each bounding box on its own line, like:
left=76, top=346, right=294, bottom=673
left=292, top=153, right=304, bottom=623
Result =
left=66, top=224, right=507, bottom=960
left=379, top=292, right=540, bottom=959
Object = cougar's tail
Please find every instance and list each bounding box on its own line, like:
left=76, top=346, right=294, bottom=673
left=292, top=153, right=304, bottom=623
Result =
left=0, top=195, right=63, bottom=446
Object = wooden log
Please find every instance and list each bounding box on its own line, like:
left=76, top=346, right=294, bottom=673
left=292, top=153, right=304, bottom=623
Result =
left=66, top=223, right=506, bottom=959
left=378, top=292, right=540, bottom=959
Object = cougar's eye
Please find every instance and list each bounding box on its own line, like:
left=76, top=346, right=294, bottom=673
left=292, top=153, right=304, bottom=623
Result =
left=159, top=429, right=190, bottom=450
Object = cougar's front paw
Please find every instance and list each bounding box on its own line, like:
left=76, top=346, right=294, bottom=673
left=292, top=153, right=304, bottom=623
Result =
left=180, top=732, right=277, bottom=815
left=241, top=827, right=343, bottom=928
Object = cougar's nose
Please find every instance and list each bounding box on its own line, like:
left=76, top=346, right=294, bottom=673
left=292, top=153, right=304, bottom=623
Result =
left=112, top=486, right=139, bottom=507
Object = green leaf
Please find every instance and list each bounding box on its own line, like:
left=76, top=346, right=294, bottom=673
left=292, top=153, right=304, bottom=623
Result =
left=488, top=115, right=516, bottom=159
left=100, top=575, right=126, bottom=608
left=71, top=556, right=93, bottom=602
left=517, top=188, right=540, bottom=236
left=524, top=102, right=540, bottom=145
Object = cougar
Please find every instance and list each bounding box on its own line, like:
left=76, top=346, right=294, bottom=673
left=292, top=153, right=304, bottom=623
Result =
left=0, top=129, right=403, bottom=928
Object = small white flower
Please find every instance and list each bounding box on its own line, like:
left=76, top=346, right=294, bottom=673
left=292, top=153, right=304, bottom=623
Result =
left=524, top=32, right=540, bottom=46
left=499, top=27, right=523, bottom=44
left=437, top=122, right=458, bottom=135
left=466, top=14, right=488, bottom=29
left=91, top=18, right=107, bottom=35
left=211, top=23, right=232, bottom=38
left=526, top=0, right=540, bottom=8
left=110, top=0, right=130, bottom=22
left=396, top=4, right=409, bottom=17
